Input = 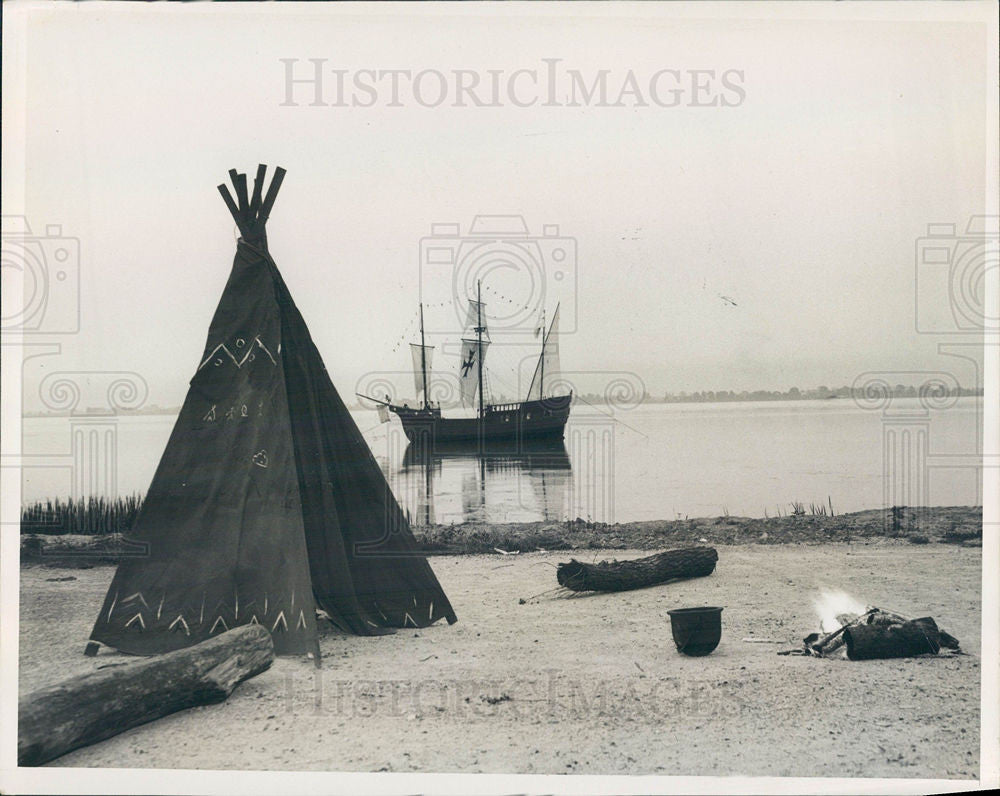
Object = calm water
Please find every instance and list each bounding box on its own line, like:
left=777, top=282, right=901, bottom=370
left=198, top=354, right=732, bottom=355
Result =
left=20, top=398, right=982, bottom=523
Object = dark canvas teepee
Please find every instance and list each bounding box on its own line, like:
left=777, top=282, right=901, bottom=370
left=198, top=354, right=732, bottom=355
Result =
left=88, top=165, right=456, bottom=660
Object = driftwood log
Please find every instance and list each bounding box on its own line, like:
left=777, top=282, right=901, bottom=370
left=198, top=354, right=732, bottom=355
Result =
left=18, top=624, right=274, bottom=766
left=557, top=547, right=718, bottom=592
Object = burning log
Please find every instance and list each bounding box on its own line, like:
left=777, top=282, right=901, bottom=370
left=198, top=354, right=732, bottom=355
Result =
left=844, top=617, right=941, bottom=660
left=556, top=547, right=718, bottom=593
left=18, top=624, right=274, bottom=766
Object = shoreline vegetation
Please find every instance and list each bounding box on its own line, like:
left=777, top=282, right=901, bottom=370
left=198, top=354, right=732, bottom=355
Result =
left=21, top=384, right=984, bottom=417
left=21, top=504, right=981, bottom=565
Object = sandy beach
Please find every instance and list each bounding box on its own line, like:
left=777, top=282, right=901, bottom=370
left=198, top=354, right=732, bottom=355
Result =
left=19, top=541, right=981, bottom=778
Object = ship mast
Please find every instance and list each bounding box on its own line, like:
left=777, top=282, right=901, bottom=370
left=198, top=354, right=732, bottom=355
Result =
left=524, top=302, right=560, bottom=403
left=539, top=306, right=545, bottom=400
left=419, top=302, right=428, bottom=410
left=476, top=280, right=484, bottom=419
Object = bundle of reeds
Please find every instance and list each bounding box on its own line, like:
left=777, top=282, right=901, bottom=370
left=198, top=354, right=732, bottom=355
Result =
left=20, top=494, right=143, bottom=535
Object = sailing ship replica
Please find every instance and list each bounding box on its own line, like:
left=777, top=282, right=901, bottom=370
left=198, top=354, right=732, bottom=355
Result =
left=364, top=282, right=572, bottom=444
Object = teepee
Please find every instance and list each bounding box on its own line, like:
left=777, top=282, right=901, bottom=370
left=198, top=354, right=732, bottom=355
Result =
left=87, top=165, right=456, bottom=661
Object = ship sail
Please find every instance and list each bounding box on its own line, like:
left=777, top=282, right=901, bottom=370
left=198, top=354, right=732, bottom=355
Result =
left=526, top=304, right=561, bottom=401
left=465, top=299, right=490, bottom=341
left=409, top=343, right=434, bottom=402
left=459, top=337, right=489, bottom=408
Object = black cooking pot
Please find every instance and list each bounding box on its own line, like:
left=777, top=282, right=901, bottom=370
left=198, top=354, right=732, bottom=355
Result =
left=667, top=606, right=723, bottom=656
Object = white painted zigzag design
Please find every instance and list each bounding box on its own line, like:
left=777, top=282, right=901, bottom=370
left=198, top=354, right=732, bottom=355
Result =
left=198, top=335, right=277, bottom=372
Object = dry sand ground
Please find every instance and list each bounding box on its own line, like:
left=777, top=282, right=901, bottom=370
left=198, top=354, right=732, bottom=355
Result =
left=19, top=543, right=980, bottom=778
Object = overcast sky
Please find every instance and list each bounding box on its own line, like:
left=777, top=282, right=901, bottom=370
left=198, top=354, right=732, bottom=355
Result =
left=7, top=2, right=994, bottom=410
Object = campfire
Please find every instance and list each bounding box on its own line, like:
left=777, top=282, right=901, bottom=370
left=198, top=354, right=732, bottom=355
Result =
left=780, top=591, right=962, bottom=659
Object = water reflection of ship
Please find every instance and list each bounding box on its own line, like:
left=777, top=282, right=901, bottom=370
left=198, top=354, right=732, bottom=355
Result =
left=399, top=440, right=571, bottom=525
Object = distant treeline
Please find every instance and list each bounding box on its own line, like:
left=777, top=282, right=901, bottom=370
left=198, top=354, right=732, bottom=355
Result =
left=655, top=385, right=983, bottom=404
left=562, top=384, right=982, bottom=406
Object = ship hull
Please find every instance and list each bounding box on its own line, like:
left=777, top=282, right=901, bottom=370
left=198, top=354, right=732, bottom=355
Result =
left=390, top=394, right=572, bottom=444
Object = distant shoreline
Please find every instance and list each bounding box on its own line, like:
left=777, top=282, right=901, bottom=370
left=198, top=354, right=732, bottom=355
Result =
left=20, top=389, right=986, bottom=418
